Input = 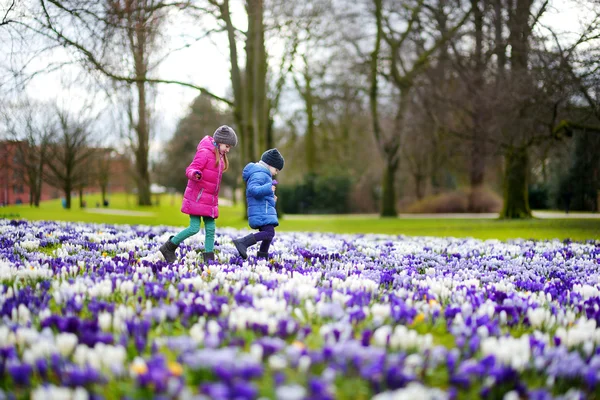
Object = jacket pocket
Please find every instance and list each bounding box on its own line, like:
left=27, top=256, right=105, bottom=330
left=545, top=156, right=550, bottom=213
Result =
left=196, top=188, right=204, bottom=202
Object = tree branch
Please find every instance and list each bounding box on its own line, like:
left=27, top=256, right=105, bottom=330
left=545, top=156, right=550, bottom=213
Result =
left=553, top=120, right=600, bottom=136
left=38, top=0, right=233, bottom=106
left=1, top=0, right=16, bottom=26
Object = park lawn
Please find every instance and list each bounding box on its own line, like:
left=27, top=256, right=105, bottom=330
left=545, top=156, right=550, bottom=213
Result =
left=278, top=216, right=600, bottom=241
left=1, top=192, right=599, bottom=241
left=0, top=193, right=247, bottom=229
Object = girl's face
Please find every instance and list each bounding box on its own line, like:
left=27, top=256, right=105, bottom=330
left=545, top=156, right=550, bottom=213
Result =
left=268, top=165, right=279, bottom=176
left=218, top=143, right=231, bottom=155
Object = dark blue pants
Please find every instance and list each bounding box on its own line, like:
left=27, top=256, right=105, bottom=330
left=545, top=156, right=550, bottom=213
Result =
left=254, top=225, right=275, bottom=253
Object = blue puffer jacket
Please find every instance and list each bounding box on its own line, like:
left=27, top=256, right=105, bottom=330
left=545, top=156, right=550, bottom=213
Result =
left=243, top=162, right=278, bottom=229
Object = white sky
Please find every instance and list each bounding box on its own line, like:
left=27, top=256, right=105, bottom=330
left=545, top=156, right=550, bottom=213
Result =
left=1, top=0, right=594, bottom=160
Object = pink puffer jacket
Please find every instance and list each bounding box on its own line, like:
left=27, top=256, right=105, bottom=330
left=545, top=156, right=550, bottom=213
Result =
left=181, top=135, right=224, bottom=218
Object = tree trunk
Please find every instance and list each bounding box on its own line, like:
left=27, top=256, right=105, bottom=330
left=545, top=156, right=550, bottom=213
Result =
left=498, top=0, right=534, bottom=219
left=250, top=0, right=267, bottom=154
left=304, top=70, right=316, bottom=174
left=468, top=0, right=486, bottom=212
left=415, top=173, right=425, bottom=201
left=101, top=184, right=107, bottom=205
left=135, top=80, right=151, bottom=206
left=221, top=0, right=248, bottom=218
left=508, top=0, right=532, bottom=72
left=27, top=169, right=37, bottom=207
left=34, top=160, right=43, bottom=207
left=469, top=125, right=486, bottom=211
left=295, top=59, right=317, bottom=174
left=369, top=0, right=392, bottom=217
left=79, top=187, right=84, bottom=208
left=132, top=4, right=152, bottom=206
left=494, top=0, right=505, bottom=85
left=381, top=160, right=398, bottom=217
left=500, top=147, right=531, bottom=219
left=221, top=0, right=245, bottom=149
left=266, top=105, right=274, bottom=149
left=64, top=184, right=72, bottom=209
left=232, top=178, right=238, bottom=205
left=244, top=3, right=257, bottom=163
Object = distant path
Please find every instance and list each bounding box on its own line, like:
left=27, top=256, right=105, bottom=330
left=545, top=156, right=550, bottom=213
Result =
left=84, top=208, right=154, bottom=217
left=283, top=211, right=600, bottom=219
left=83, top=208, right=600, bottom=219
left=533, top=211, right=600, bottom=219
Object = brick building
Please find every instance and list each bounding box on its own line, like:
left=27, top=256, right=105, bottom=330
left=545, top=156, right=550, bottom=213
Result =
left=0, top=140, right=132, bottom=206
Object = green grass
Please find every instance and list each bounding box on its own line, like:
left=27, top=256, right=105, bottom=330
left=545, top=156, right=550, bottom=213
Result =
left=280, top=215, right=600, bottom=240
left=1, top=192, right=599, bottom=241
left=0, top=193, right=243, bottom=228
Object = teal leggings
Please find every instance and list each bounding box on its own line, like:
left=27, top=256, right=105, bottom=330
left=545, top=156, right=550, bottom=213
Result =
left=171, top=215, right=215, bottom=252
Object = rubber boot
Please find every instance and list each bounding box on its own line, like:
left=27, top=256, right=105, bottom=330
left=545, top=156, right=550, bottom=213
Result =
left=159, top=236, right=178, bottom=263
left=232, top=234, right=257, bottom=260
left=203, top=252, right=215, bottom=263
left=257, top=251, right=269, bottom=260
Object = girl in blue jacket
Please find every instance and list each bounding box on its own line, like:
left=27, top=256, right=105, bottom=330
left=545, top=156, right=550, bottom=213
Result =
left=233, top=148, right=284, bottom=259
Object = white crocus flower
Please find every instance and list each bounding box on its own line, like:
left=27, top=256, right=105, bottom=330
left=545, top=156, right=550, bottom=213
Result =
left=373, top=325, right=392, bottom=347
left=275, top=385, right=306, bottom=400
left=371, top=303, right=391, bottom=322
left=189, top=323, right=206, bottom=344
left=268, top=354, right=287, bottom=370
left=372, top=382, right=448, bottom=400
left=56, top=332, right=78, bottom=357
left=298, top=355, right=311, bottom=373
left=98, top=312, right=112, bottom=331
left=32, top=385, right=89, bottom=400
left=19, top=240, right=40, bottom=251
left=480, top=336, right=530, bottom=371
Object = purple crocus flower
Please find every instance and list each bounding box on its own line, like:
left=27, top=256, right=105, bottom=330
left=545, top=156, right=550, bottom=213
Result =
left=7, top=363, right=32, bottom=386
left=200, top=382, right=230, bottom=398
left=230, top=381, right=258, bottom=400
left=63, top=366, right=104, bottom=387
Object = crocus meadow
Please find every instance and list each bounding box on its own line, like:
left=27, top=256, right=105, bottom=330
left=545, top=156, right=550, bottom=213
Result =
left=0, top=219, right=599, bottom=399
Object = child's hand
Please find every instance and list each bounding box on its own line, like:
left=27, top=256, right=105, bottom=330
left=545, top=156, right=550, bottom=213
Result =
left=274, top=195, right=278, bottom=201
left=194, top=171, right=202, bottom=181
left=271, top=185, right=276, bottom=192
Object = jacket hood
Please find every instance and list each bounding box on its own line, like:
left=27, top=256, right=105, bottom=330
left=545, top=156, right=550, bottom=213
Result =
left=198, top=135, right=216, bottom=152
left=242, top=162, right=271, bottom=182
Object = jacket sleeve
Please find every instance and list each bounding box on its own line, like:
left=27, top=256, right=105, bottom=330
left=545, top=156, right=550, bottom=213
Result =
left=247, top=176, right=273, bottom=198
left=185, top=149, right=210, bottom=180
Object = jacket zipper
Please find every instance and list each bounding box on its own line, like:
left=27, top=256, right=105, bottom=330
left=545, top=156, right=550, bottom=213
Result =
left=215, top=155, right=223, bottom=196
left=265, top=200, right=268, bottom=213
left=196, top=188, right=204, bottom=202
left=212, top=154, right=222, bottom=218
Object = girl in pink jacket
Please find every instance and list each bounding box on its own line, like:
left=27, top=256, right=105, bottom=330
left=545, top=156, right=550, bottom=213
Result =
left=159, top=125, right=237, bottom=264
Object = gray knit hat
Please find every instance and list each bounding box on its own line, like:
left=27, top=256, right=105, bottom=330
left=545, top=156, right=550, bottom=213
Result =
left=261, top=148, right=284, bottom=171
left=213, top=125, right=238, bottom=147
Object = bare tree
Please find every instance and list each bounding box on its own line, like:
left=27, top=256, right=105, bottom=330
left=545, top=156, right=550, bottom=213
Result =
left=1, top=100, right=55, bottom=207
left=489, top=0, right=575, bottom=219
left=370, top=0, right=471, bottom=216
left=44, top=105, right=97, bottom=209
left=5, top=0, right=230, bottom=206
left=276, top=0, right=334, bottom=174
left=104, top=0, right=163, bottom=206
left=94, top=148, right=112, bottom=207
left=550, top=4, right=600, bottom=122
left=420, top=0, right=499, bottom=210
left=431, top=0, right=592, bottom=218
left=208, top=0, right=287, bottom=164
